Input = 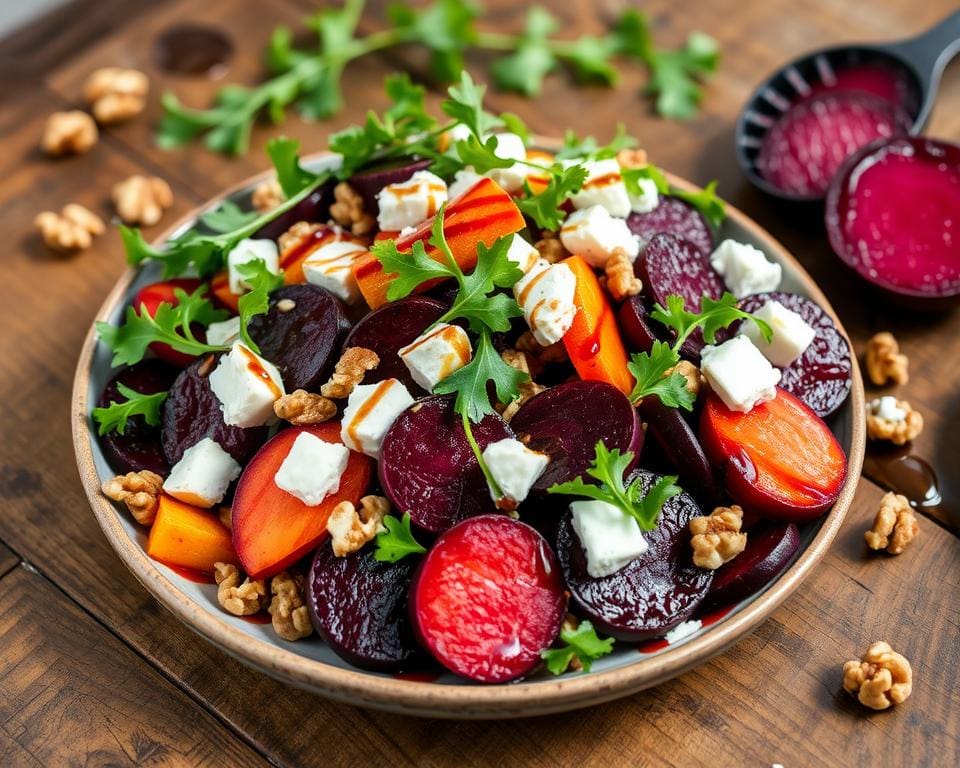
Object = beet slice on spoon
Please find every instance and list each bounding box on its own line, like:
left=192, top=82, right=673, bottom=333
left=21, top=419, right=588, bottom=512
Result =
left=627, top=196, right=715, bottom=258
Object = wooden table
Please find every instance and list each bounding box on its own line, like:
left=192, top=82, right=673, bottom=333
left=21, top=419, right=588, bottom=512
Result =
left=1, top=1, right=958, bottom=765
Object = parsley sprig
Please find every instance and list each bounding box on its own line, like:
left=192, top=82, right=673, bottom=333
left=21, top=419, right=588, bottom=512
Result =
left=541, top=620, right=614, bottom=675
left=236, top=261, right=285, bottom=355
left=92, top=384, right=168, bottom=436
left=374, top=512, right=427, bottom=562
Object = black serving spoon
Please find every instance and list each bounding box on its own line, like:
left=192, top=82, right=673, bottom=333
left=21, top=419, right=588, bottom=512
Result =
left=736, top=10, right=960, bottom=201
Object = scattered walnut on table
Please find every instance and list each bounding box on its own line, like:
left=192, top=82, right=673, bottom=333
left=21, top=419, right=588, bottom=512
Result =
left=320, top=347, right=380, bottom=399
left=689, top=505, right=747, bottom=569
left=516, top=330, right=568, bottom=365
left=112, top=174, right=173, bottom=226
left=864, top=332, right=909, bottom=386
left=214, top=562, right=268, bottom=616
left=842, top=641, right=913, bottom=710
left=35, top=204, right=105, bottom=252
left=865, top=492, right=919, bottom=555
left=866, top=397, right=923, bottom=446
left=327, top=496, right=390, bottom=557
left=330, top=182, right=375, bottom=236
left=604, top=249, right=642, bottom=301
left=616, top=148, right=649, bottom=168
left=498, top=349, right=547, bottom=422
left=534, top=230, right=568, bottom=264
left=252, top=177, right=284, bottom=213
left=101, top=470, right=164, bottom=526
left=83, top=67, right=149, bottom=124
left=269, top=571, right=313, bottom=641
left=273, top=389, right=337, bottom=425
left=42, top=110, right=98, bottom=156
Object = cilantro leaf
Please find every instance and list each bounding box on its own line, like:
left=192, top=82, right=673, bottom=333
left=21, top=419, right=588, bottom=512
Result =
left=454, top=134, right=515, bottom=175
left=627, top=340, right=696, bottom=411
left=651, top=292, right=772, bottom=350
left=563, top=35, right=619, bottom=85
left=554, top=123, right=636, bottom=161
left=671, top=180, right=726, bottom=228
left=609, top=8, right=653, bottom=61
left=371, top=238, right=452, bottom=302
left=265, top=136, right=319, bottom=197
left=646, top=31, right=720, bottom=120
left=92, top=383, right=168, bottom=437
left=541, top=620, right=614, bottom=674
left=388, top=0, right=479, bottom=83
left=441, top=71, right=503, bottom=138
left=374, top=512, right=427, bottom=562
left=516, top=163, right=587, bottom=230
left=489, top=7, right=558, bottom=96
left=235, top=260, right=285, bottom=354
left=199, top=200, right=259, bottom=234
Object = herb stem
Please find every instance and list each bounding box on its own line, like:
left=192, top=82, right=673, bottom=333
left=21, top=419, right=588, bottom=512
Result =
left=461, top=407, right=503, bottom=500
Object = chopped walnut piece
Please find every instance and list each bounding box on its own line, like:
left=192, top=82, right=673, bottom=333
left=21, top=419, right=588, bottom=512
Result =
left=330, top=182, right=375, bottom=236
left=269, top=571, right=313, bottom=641
left=112, top=174, right=174, bottom=226
left=252, top=177, right=284, bottom=213
left=499, top=349, right=547, bottom=422
left=604, top=249, right=642, bottom=301
left=842, top=641, right=913, bottom=710
left=327, top=496, right=390, bottom=557
left=83, top=67, right=149, bottom=124
left=101, top=470, right=164, bottom=525
left=517, top=330, right=568, bottom=364
left=273, top=389, right=337, bottom=425
left=865, top=492, right=919, bottom=555
left=278, top=221, right=322, bottom=254
left=218, top=506, right=233, bottom=531
left=865, top=332, right=909, bottom=386
left=35, top=204, right=105, bottom=252
left=616, top=148, right=649, bottom=168
left=689, top=505, right=747, bottom=569
left=534, top=230, right=569, bottom=264
left=665, top=359, right=701, bottom=398
left=866, top=398, right=923, bottom=446
left=42, top=110, right=98, bottom=156
left=320, top=347, right=380, bottom=399
left=214, top=562, right=268, bottom=616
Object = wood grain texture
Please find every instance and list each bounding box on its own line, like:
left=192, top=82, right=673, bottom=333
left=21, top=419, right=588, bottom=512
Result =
left=0, top=542, right=18, bottom=580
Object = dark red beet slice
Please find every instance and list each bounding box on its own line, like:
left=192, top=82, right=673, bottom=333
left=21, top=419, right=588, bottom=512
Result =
left=97, top=360, right=180, bottom=476
left=737, top=291, right=852, bottom=418
left=348, top=158, right=433, bottom=216
left=826, top=136, right=960, bottom=302
left=342, top=296, right=447, bottom=393
left=308, top=544, right=419, bottom=671
left=702, top=523, right=800, bottom=610
left=556, top=469, right=713, bottom=641
left=617, top=296, right=660, bottom=354
left=250, top=181, right=335, bottom=242
left=509, top=381, right=641, bottom=493
left=379, top=396, right=512, bottom=534
left=162, top=354, right=268, bottom=465
left=628, top=196, right=714, bottom=257
left=247, top=284, right=351, bottom=392
left=758, top=92, right=910, bottom=198
left=410, top=515, right=566, bottom=682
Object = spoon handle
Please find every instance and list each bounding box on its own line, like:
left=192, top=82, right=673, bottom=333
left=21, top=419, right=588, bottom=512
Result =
left=890, top=10, right=960, bottom=80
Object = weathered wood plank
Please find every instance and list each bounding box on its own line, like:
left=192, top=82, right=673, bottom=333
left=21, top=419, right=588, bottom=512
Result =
left=0, top=541, right=18, bottom=580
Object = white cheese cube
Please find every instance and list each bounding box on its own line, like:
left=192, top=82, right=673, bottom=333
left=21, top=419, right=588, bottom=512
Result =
left=505, top=234, right=540, bottom=275
left=398, top=323, right=472, bottom=392
left=376, top=170, right=448, bottom=232
left=273, top=432, right=350, bottom=506
left=709, top=239, right=782, bottom=299
left=303, top=240, right=368, bottom=303
left=569, top=159, right=632, bottom=218
left=482, top=132, right=527, bottom=193
left=208, top=342, right=286, bottom=428
left=162, top=437, right=241, bottom=508
left=570, top=499, right=649, bottom=578
left=741, top=299, right=817, bottom=367
left=513, top=259, right=577, bottom=346
left=340, top=378, right=415, bottom=459
left=448, top=167, right=483, bottom=200
left=205, top=316, right=241, bottom=347
left=700, top=336, right=781, bottom=413
left=227, top=238, right=280, bottom=295
left=443, top=123, right=473, bottom=151
left=629, top=176, right=660, bottom=214
left=481, top=438, right=549, bottom=509
left=869, top=396, right=906, bottom=422
left=559, top=205, right=640, bottom=268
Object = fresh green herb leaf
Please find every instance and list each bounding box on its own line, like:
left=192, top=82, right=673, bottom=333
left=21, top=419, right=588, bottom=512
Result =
left=562, top=35, right=620, bottom=85
left=555, top=123, right=636, bottom=161
left=265, top=136, right=319, bottom=197
left=516, top=163, right=587, bottom=230
left=622, top=164, right=670, bottom=196
left=199, top=200, right=260, bottom=234
left=671, top=179, right=726, bottom=228
left=627, top=340, right=696, bottom=411
left=374, top=512, right=427, bottom=562
left=454, top=134, right=515, bottom=175
left=92, top=383, right=168, bottom=437
left=371, top=239, right=452, bottom=302
left=608, top=8, right=653, bottom=62
left=441, top=71, right=503, bottom=138
left=652, top=292, right=772, bottom=350
left=388, top=0, right=479, bottom=83
left=646, top=31, right=720, bottom=120
left=499, top=112, right=531, bottom=146
left=541, top=619, right=614, bottom=674
left=235, top=260, right=285, bottom=354
left=489, top=7, right=558, bottom=96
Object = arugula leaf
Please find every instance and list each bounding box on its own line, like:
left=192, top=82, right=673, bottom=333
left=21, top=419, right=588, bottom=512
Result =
left=235, top=260, right=285, bottom=354
left=627, top=340, right=696, bottom=410
left=265, top=136, right=319, bottom=197
left=541, top=620, right=614, bottom=674
left=374, top=512, right=427, bottom=562
left=92, top=383, right=168, bottom=437
left=646, top=31, right=720, bottom=120
left=371, top=239, right=451, bottom=302
left=441, top=71, right=503, bottom=138
left=671, top=180, right=726, bottom=228
left=489, top=7, right=558, bottom=96
left=622, top=164, right=670, bottom=197
left=437, top=240, right=523, bottom=333
left=652, top=292, right=772, bottom=350
left=516, top=164, right=587, bottom=230
left=554, top=123, right=636, bottom=161
left=199, top=200, right=259, bottom=234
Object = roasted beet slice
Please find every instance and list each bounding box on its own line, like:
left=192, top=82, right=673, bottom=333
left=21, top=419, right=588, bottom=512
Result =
left=250, top=181, right=335, bottom=242
left=738, top=292, right=852, bottom=418
left=342, top=296, right=447, bottom=393
left=410, top=515, right=567, bottom=682
left=557, top=470, right=713, bottom=641
left=703, top=522, right=800, bottom=610
left=379, top=396, right=512, bottom=533
left=247, top=284, right=351, bottom=392
left=617, top=296, right=660, bottom=354
left=97, top=360, right=180, bottom=475
left=308, top=544, right=419, bottom=671
left=510, top=381, right=641, bottom=493
left=348, top=158, right=433, bottom=216
left=162, top=354, right=268, bottom=465
left=628, top=196, right=714, bottom=257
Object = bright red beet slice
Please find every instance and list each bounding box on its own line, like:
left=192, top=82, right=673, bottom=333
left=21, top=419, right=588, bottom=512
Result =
left=757, top=92, right=910, bottom=198
left=556, top=470, right=713, bottom=641
left=628, top=196, right=714, bottom=257
left=379, top=396, right=512, bottom=534
left=738, top=291, right=852, bottom=418
left=410, top=515, right=566, bottom=682
left=826, top=136, right=960, bottom=300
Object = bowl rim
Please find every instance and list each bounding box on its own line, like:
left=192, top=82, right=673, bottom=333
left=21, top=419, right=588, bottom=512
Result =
left=72, top=151, right=866, bottom=718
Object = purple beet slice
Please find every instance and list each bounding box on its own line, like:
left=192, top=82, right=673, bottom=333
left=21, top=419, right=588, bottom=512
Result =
left=617, top=296, right=660, bottom=354
left=251, top=180, right=335, bottom=242
left=308, top=544, right=419, bottom=671
left=348, top=158, right=433, bottom=217
left=509, top=381, right=641, bottom=493
left=826, top=136, right=960, bottom=301
left=379, top=396, right=513, bottom=534
left=342, top=296, right=447, bottom=393
left=556, top=469, right=713, bottom=641
left=628, top=196, right=714, bottom=257
left=702, top=523, right=800, bottom=611
left=247, top=284, right=351, bottom=392
left=738, top=291, right=852, bottom=418
left=162, top=354, right=268, bottom=465
left=97, top=360, right=180, bottom=476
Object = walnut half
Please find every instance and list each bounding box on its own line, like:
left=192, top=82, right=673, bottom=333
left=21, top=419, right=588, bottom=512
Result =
left=327, top=496, right=390, bottom=557
left=330, top=182, right=375, bottom=236
left=101, top=470, right=163, bottom=525
left=842, top=641, right=913, bottom=710
left=864, top=332, right=909, bottom=386
left=320, top=347, right=380, bottom=399
left=273, top=389, right=337, bottom=425
left=112, top=174, right=174, bottom=226
left=42, top=110, right=98, bottom=156
left=689, top=505, right=747, bottom=569
left=603, top=249, right=642, bottom=301
left=865, top=492, right=919, bottom=555
left=269, top=571, right=313, bottom=641
left=214, top=562, right=268, bottom=616
left=866, top=397, right=923, bottom=446
left=35, top=204, right=105, bottom=252
left=84, top=67, right=149, bottom=124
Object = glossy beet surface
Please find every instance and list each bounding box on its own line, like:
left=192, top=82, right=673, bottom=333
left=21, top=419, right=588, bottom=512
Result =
left=826, top=136, right=960, bottom=301
left=738, top=292, right=852, bottom=418
left=703, top=523, right=800, bottom=610
left=627, top=196, right=714, bottom=257
left=247, top=284, right=352, bottom=391
left=309, top=544, right=419, bottom=670
left=162, top=354, right=268, bottom=464
left=251, top=182, right=334, bottom=242
left=348, top=158, right=433, bottom=216
left=410, top=515, right=566, bottom=682
left=98, top=360, right=180, bottom=475
left=557, top=470, right=712, bottom=641
left=342, top=296, right=447, bottom=393
left=617, top=296, right=661, bottom=354
left=379, top=396, right=512, bottom=533
left=510, top=381, right=641, bottom=493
